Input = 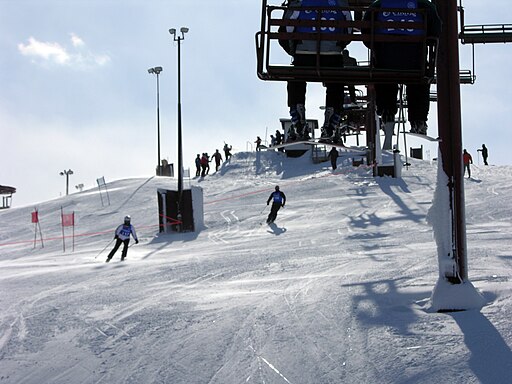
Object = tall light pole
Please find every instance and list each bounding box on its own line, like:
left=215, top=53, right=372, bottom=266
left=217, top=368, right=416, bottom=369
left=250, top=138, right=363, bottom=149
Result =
left=148, top=66, right=163, bottom=175
left=169, top=27, right=188, bottom=226
left=60, top=169, right=74, bottom=196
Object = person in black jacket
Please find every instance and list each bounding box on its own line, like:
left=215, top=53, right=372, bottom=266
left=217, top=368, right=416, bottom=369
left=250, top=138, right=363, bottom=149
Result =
left=266, top=186, right=286, bottom=224
left=363, top=0, right=442, bottom=146
left=329, top=147, right=339, bottom=170
left=477, top=144, right=489, bottom=166
left=195, top=154, right=201, bottom=177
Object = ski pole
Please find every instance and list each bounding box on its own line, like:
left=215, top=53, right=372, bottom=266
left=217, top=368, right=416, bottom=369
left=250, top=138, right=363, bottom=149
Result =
left=95, top=238, right=115, bottom=259
left=259, top=205, right=269, bottom=215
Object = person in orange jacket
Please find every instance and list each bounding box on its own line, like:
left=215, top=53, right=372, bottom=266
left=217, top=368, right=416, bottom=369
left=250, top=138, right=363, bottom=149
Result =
left=463, top=149, right=473, bottom=178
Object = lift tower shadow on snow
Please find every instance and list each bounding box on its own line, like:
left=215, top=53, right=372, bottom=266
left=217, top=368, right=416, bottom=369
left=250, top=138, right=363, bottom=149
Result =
left=255, top=0, right=502, bottom=311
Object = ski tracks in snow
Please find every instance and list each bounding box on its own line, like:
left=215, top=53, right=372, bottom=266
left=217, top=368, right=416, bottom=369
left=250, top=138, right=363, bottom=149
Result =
left=208, top=209, right=265, bottom=244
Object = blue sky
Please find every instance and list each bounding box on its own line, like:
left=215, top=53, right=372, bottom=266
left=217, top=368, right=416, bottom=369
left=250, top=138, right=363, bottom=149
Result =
left=1, top=0, right=511, bottom=207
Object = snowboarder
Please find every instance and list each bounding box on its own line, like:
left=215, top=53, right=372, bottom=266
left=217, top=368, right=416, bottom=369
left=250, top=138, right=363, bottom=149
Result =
left=463, top=149, right=473, bottom=178
left=477, top=144, right=488, bottom=166
left=329, top=147, right=339, bottom=170
left=266, top=186, right=286, bottom=224
left=211, top=149, right=223, bottom=172
left=278, top=0, right=353, bottom=141
left=106, top=215, right=138, bottom=262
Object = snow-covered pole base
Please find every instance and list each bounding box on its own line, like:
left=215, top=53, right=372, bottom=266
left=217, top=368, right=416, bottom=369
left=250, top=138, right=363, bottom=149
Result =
left=427, top=149, right=485, bottom=312
left=429, top=278, right=485, bottom=312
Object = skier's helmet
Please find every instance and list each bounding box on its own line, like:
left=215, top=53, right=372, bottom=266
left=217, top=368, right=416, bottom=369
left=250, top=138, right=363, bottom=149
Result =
left=124, top=215, right=131, bottom=225
left=275, top=185, right=280, bottom=191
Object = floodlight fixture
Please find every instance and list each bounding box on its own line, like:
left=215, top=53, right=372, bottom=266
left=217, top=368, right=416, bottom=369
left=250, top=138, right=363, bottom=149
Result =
left=148, top=67, right=164, bottom=174
left=60, top=169, right=74, bottom=195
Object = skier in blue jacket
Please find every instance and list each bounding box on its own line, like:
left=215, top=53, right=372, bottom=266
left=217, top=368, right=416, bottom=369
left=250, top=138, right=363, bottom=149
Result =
left=266, top=186, right=287, bottom=224
left=106, top=215, right=138, bottom=262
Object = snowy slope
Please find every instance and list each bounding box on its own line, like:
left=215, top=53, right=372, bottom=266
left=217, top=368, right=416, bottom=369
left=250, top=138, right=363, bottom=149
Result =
left=0, top=149, right=511, bottom=384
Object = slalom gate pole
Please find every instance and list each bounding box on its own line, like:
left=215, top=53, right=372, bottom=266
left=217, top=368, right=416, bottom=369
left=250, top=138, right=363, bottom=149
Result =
left=95, top=238, right=115, bottom=259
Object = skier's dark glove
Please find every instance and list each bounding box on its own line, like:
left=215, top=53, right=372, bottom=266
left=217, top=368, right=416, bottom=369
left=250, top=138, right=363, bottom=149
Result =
left=135, top=239, right=139, bottom=244
left=282, top=204, right=285, bottom=208
left=114, top=235, right=119, bottom=240
left=267, top=202, right=269, bottom=205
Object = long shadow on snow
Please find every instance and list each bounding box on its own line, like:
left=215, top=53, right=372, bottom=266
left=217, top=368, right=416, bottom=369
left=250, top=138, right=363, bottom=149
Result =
left=266, top=222, right=286, bottom=235
left=142, top=231, right=199, bottom=260
left=374, top=176, right=426, bottom=224
left=449, top=293, right=512, bottom=384
left=224, top=150, right=318, bottom=179
left=341, top=277, right=426, bottom=337
left=344, top=177, right=425, bottom=232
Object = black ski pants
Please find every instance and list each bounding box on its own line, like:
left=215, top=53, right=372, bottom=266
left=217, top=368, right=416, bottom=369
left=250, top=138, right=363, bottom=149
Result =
left=375, top=83, right=430, bottom=122
left=107, top=238, right=130, bottom=260
left=373, top=44, right=431, bottom=123
left=267, top=203, right=282, bottom=223
left=330, top=156, right=338, bottom=170
left=287, top=54, right=344, bottom=113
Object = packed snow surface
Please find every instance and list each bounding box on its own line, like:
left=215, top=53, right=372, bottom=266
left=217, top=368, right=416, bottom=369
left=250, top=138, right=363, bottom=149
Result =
left=1, top=149, right=511, bottom=383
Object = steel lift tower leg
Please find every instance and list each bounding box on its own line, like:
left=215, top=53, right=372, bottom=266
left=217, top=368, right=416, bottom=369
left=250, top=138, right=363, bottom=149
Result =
left=431, top=0, right=484, bottom=311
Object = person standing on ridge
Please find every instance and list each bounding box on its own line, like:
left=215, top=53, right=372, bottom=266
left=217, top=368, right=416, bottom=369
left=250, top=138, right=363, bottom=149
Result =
left=106, top=215, right=138, bottom=262
left=477, top=144, right=488, bottom=166
left=329, top=147, right=339, bottom=170
left=223, top=143, right=232, bottom=161
left=275, top=130, right=283, bottom=146
left=463, top=149, right=473, bottom=178
left=200, top=153, right=209, bottom=177
left=255, top=136, right=262, bottom=151
left=195, top=154, right=201, bottom=177
left=211, top=149, right=223, bottom=172
left=266, top=185, right=286, bottom=224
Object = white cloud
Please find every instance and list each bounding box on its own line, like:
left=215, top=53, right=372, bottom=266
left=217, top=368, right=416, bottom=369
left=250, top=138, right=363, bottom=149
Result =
left=17, top=34, right=110, bottom=68
left=70, top=33, right=85, bottom=47
left=18, top=37, right=70, bottom=64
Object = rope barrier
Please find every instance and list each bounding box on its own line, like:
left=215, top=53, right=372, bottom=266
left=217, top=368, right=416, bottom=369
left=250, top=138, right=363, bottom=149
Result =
left=0, top=159, right=375, bottom=248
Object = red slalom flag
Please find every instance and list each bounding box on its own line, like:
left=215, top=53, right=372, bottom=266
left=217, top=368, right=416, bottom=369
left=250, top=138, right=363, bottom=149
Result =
left=61, top=212, right=75, bottom=227
left=31, top=211, right=39, bottom=223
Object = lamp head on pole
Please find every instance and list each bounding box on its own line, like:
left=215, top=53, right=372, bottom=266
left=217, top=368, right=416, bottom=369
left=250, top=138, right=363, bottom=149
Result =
left=148, top=66, right=163, bottom=75
left=169, top=27, right=189, bottom=41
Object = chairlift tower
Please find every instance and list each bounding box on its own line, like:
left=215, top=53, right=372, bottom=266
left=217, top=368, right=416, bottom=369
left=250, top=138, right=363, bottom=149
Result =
left=256, top=0, right=511, bottom=311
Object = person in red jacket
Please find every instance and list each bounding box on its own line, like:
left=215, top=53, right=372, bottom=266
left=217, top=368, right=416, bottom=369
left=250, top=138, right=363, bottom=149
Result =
left=463, top=149, right=473, bottom=178
left=200, top=153, right=209, bottom=177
